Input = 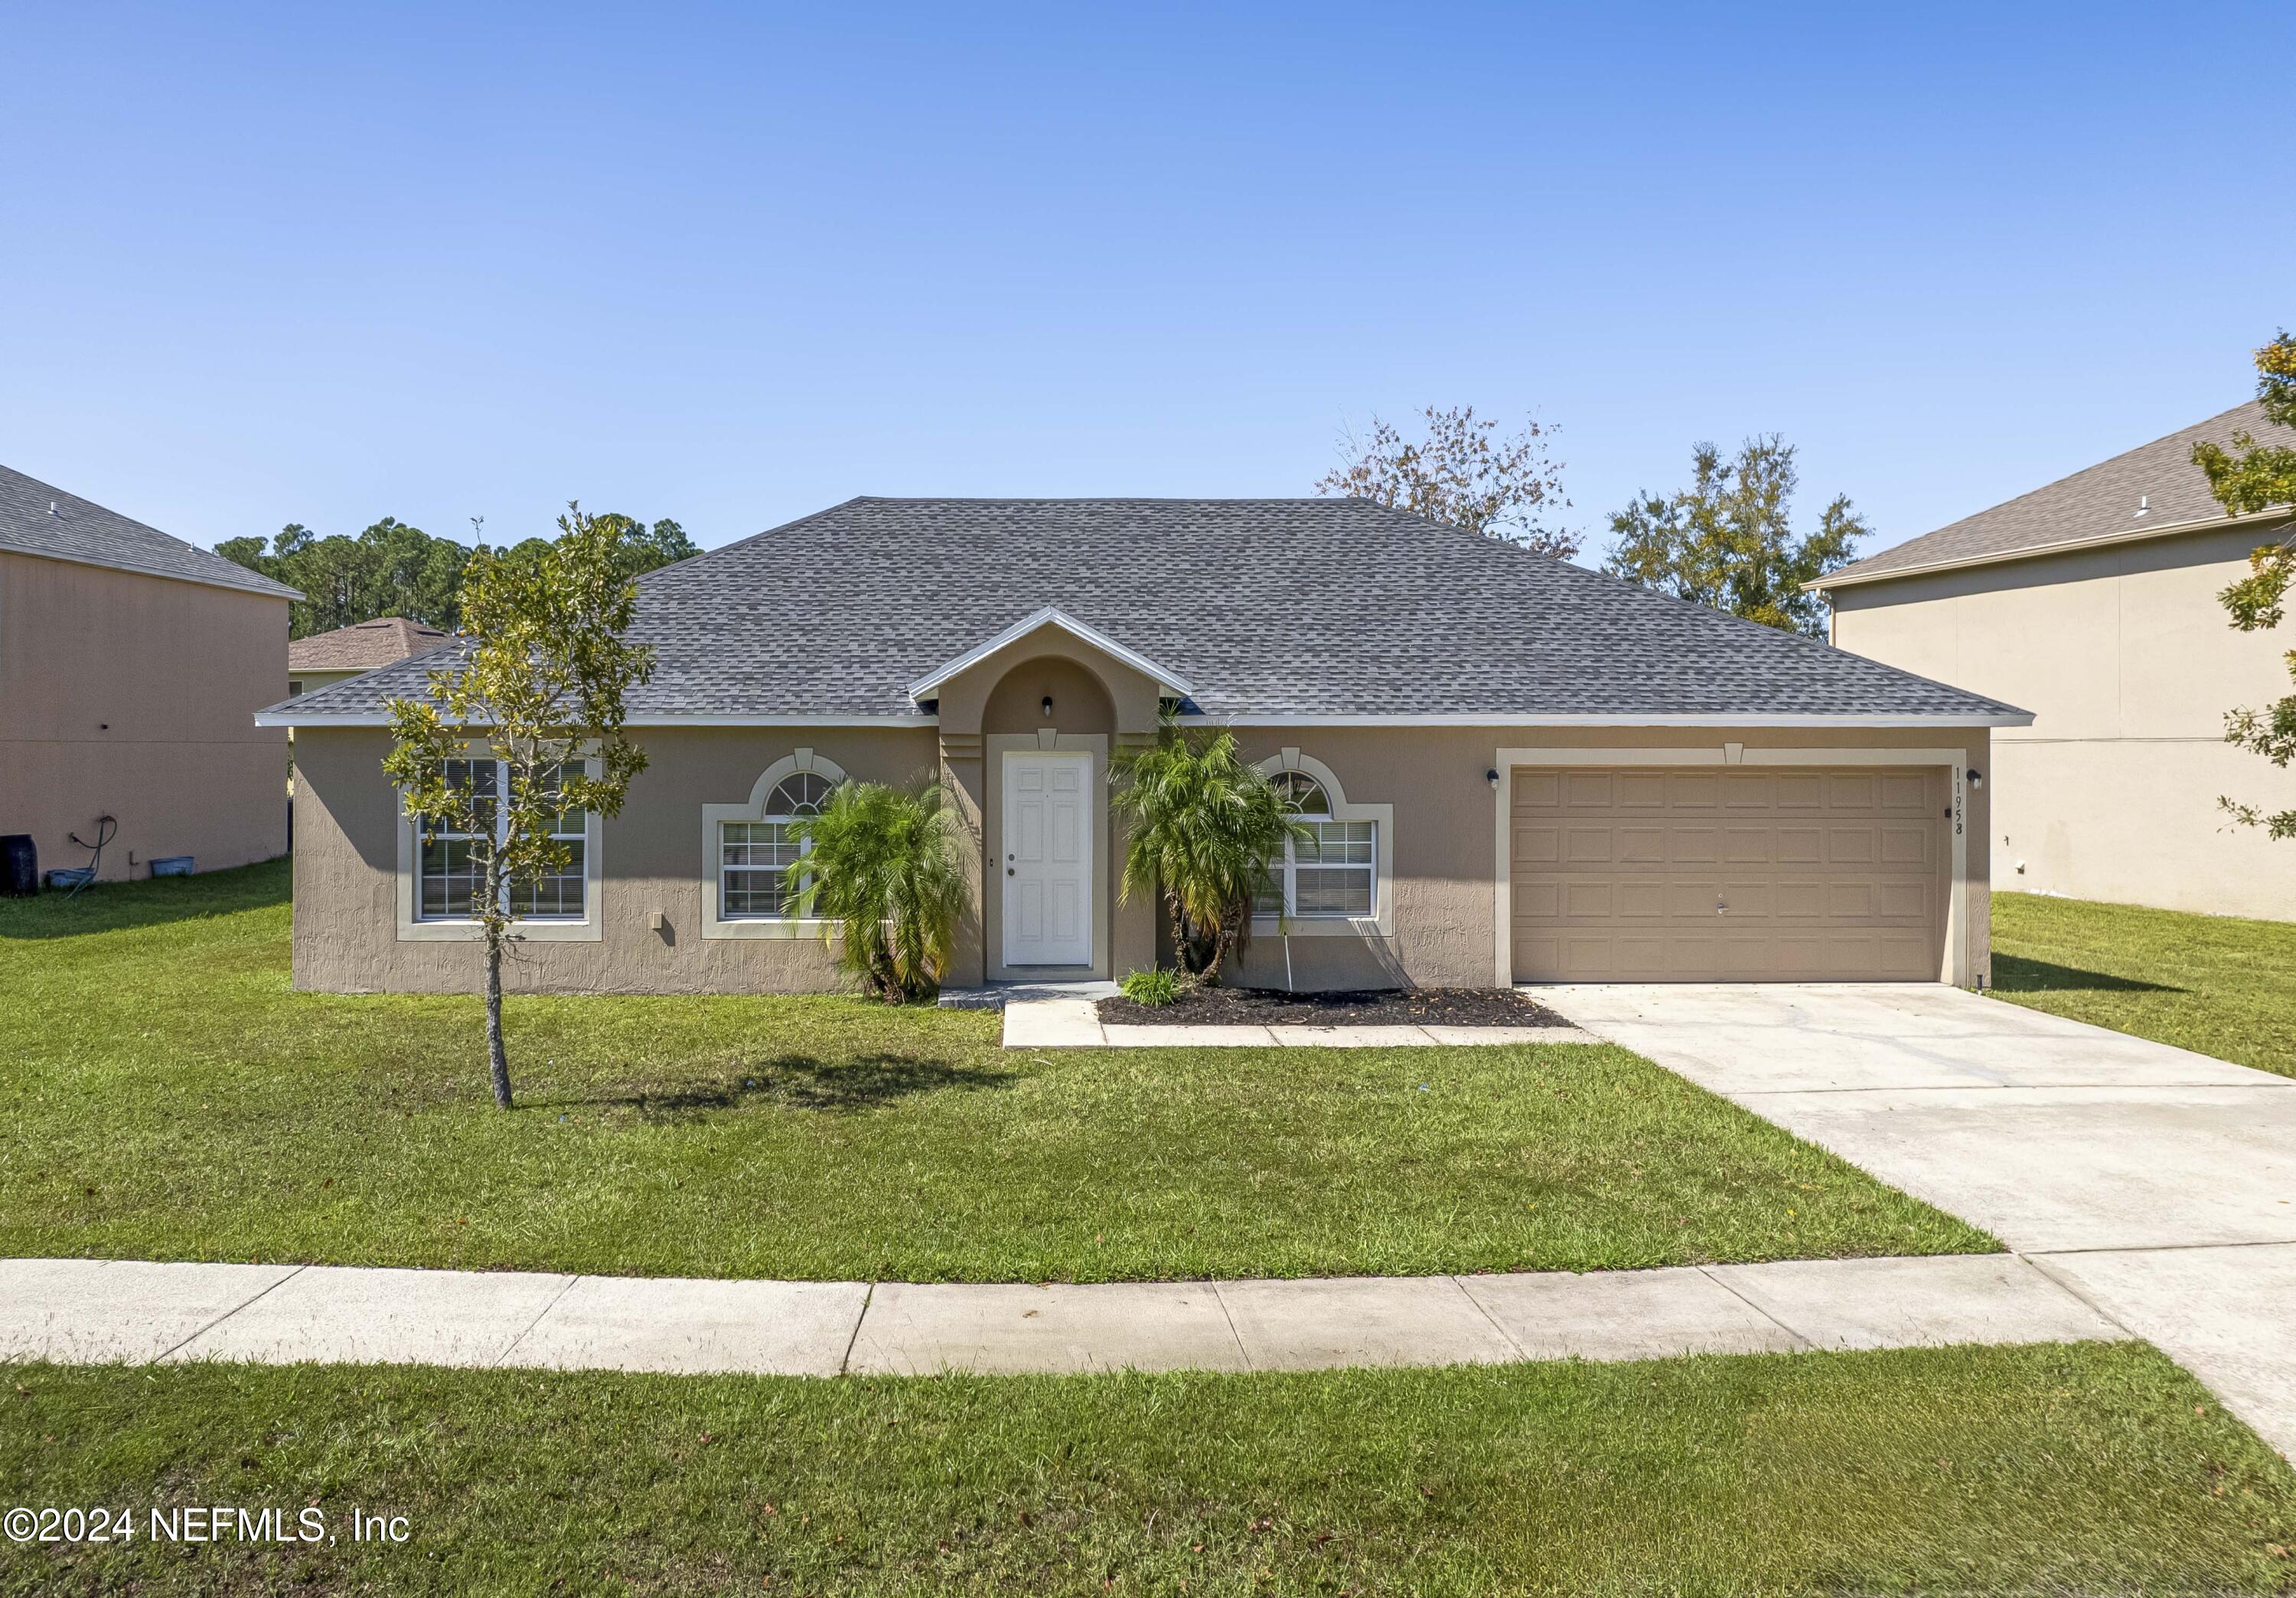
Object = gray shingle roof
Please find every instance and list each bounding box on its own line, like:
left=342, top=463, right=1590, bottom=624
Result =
left=274, top=497, right=2023, bottom=722
left=0, top=464, right=300, bottom=599
left=1818, top=400, right=2290, bottom=587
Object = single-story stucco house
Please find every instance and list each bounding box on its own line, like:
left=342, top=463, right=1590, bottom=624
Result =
left=2, top=463, right=298, bottom=884
left=1814, top=401, right=2296, bottom=922
left=260, top=498, right=2027, bottom=993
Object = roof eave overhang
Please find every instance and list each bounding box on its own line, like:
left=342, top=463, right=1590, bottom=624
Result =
left=1176, top=711, right=2033, bottom=729
left=903, top=606, right=1194, bottom=701
left=261, top=709, right=2030, bottom=729
left=256, top=711, right=944, bottom=729
left=1806, top=505, right=2293, bottom=594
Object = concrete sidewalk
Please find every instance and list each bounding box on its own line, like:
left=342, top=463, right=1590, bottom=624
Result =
left=2, top=1252, right=2122, bottom=1379
left=1545, top=983, right=2296, bottom=1458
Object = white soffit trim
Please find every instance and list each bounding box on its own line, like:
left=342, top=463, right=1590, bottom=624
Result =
left=1176, top=711, right=2035, bottom=729
left=905, top=606, right=1195, bottom=700
left=1805, top=505, right=2292, bottom=592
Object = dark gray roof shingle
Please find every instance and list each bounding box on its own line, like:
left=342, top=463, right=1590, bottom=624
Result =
left=276, top=497, right=2021, bottom=722
left=1820, top=400, right=2290, bottom=586
left=0, top=464, right=300, bottom=599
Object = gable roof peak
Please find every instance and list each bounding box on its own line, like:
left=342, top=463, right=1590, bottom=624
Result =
left=905, top=605, right=1195, bottom=700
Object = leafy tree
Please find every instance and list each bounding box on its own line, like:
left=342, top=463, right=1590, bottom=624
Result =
left=784, top=778, right=968, bottom=1003
left=2193, top=331, right=2296, bottom=837
left=1603, top=435, right=1866, bottom=637
left=218, top=511, right=695, bottom=638
left=1316, top=404, right=1577, bottom=559
left=1110, top=725, right=1307, bottom=982
left=382, top=506, right=657, bottom=1109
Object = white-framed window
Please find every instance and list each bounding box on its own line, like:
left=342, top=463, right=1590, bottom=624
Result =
left=719, top=771, right=835, bottom=919
left=1257, top=771, right=1376, bottom=918
left=416, top=758, right=589, bottom=922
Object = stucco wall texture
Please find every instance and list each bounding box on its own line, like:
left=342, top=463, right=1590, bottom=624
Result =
left=0, top=550, right=289, bottom=881
left=1830, top=520, right=2296, bottom=922
left=293, top=697, right=1989, bottom=996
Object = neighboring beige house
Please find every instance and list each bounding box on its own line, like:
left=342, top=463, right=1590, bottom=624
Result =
left=289, top=618, right=451, bottom=698
left=1815, top=402, right=2296, bottom=922
left=0, top=464, right=299, bottom=883
left=263, top=498, right=2026, bottom=995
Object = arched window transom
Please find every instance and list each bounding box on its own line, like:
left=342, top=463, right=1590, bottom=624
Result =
left=1257, top=764, right=1374, bottom=918
left=723, top=771, right=841, bottom=918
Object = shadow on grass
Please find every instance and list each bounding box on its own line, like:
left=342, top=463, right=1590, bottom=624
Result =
left=0, top=857, right=292, bottom=940
left=562, top=1052, right=1018, bottom=1121
left=1992, top=953, right=2185, bottom=996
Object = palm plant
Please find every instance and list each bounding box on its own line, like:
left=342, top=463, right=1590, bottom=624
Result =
left=1110, top=726, right=1306, bottom=982
left=785, top=777, right=967, bottom=1003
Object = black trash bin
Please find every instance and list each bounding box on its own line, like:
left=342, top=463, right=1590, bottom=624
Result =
left=1, top=835, right=35, bottom=898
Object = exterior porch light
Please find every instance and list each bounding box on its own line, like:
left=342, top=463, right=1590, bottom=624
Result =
left=1486, top=768, right=1500, bottom=790
left=1968, top=768, right=1984, bottom=788
left=1041, top=695, right=1054, bottom=720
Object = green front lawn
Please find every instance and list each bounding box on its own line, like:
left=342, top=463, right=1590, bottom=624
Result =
left=8, top=1345, right=2292, bottom=1596
left=1993, top=891, right=2296, bottom=1078
left=0, top=861, right=1990, bottom=1280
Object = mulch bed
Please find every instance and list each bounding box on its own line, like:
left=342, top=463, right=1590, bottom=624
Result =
left=1097, top=986, right=1573, bottom=1028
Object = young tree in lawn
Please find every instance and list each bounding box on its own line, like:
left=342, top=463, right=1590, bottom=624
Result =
left=1603, top=435, right=1866, bottom=638
left=2192, top=331, right=2296, bottom=837
left=1316, top=404, right=1577, bottom=559
left=382, top=506, right=657, bottom=1108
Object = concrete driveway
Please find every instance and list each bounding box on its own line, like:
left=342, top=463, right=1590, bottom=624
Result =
left=1545, top=983, right=2296, bottom=1459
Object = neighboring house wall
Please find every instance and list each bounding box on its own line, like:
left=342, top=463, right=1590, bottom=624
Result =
left=1828, top=519, right=2296, bottom=921
left=292, top=712, right=1991, bottom=995
left=0, top=550, right=289, bottom=879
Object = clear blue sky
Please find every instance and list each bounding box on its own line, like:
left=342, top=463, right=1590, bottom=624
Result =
left=4, top=2, right=2287, bottom=566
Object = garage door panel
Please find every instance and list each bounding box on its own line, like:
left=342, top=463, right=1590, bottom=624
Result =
left=1515, top=770, right=1563, bottom=810
left=1563, top=881, right=1614, bottom=918
left=1514, top=823, right=1561, bottom=864
left=1617, top=881, right=1668, bottom=918
left=1512, top=763, right=1946, bottom=982
left=1776, top=773, right=1825, bottom=808
left=1879, top=771, right=1929, bottom=810
left=1618, top=826, right=1666, bottom=863
left=1672, top=827, right=1720, bottom=863
left=1776, top=826, right=1824, bottom=863
left=1564, top=771, right=1615, bottom=807
left=1880, top=824, right=1931, bottom=866
left=1512, top=879, right=1560, bottom=918
left=1616, top=771, right=1668, bottom=807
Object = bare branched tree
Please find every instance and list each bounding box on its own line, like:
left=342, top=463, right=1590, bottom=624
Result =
left=1316, top=404, right=1577, bottom=559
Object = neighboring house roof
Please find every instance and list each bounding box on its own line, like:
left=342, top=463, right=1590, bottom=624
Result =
left=1815, top=400, right=2292, bottom=590
left=288, top=617, right=452, bottom=673
left=263, top=497, right=2025, bottom=726
left=0, top=463, right=302, bottom=600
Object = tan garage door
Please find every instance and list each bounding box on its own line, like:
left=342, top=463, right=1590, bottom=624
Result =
left=1509, top=765, right=1947, bottom=982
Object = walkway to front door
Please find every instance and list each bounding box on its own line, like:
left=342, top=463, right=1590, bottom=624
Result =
left=1002, top=750, right=1092, bottom=967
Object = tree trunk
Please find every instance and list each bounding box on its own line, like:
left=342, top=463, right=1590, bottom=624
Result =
left=484, top=923, right=514, bottom=1110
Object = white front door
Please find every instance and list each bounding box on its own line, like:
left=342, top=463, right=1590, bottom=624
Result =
left=1002, top=751, right=1093, bottom=967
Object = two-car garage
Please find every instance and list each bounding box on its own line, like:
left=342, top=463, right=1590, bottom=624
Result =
left=1508, top=764, right=1952, bottom=982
